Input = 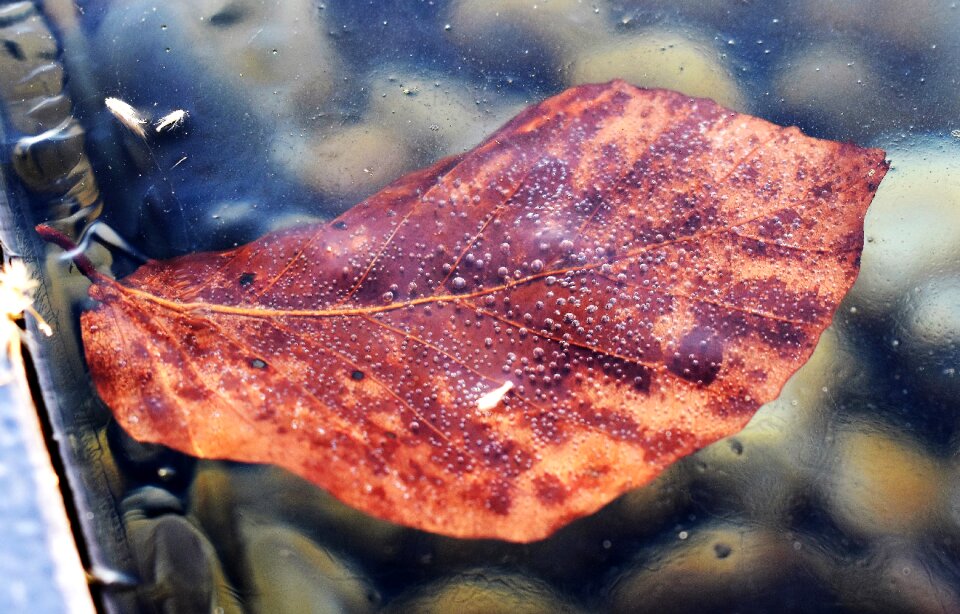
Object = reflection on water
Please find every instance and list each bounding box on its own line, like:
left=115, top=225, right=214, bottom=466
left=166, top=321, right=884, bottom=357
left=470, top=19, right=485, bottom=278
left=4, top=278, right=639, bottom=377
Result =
left=1, top=0, right=958, bottom=612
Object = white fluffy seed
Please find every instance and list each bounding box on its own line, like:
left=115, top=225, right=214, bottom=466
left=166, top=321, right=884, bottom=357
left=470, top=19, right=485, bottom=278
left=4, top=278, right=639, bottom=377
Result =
left=154, top=109, right=188, bottom=133
left=104, top=97, right=147, bottom=138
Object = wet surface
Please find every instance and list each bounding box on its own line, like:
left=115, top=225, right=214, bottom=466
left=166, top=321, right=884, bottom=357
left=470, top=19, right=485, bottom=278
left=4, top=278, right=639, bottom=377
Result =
left=0, top=0, right=958, bottom=612
left=76, top=82, right=885, bottom=543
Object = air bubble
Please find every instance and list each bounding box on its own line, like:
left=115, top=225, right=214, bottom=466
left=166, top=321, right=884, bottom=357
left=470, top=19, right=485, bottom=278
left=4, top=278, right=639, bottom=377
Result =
left=531, top=259, right=544, bottom=273
left=452, top=276, right=467, bottom=290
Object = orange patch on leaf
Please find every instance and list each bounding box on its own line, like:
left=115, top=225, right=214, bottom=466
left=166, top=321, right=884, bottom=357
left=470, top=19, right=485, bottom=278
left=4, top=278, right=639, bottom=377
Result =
left=68, top=81, right=886, bottom=542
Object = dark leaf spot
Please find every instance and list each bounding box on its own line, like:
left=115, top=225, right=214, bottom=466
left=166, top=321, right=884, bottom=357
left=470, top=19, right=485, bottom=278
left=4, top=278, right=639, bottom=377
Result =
left=669, top=326, right=723, bottom=385
left=534, top=474, right=568, bottom=506
left=486, top=481, right=512, bottom=515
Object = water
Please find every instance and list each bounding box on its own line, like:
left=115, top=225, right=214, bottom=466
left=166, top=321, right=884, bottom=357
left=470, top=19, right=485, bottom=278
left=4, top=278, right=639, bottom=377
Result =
left=1, top=0, right=959, bottom=612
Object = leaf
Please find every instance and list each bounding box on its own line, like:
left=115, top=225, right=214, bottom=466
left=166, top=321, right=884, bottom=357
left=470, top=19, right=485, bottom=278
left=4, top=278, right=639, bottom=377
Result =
left=65, top=81, right=887, bottom=542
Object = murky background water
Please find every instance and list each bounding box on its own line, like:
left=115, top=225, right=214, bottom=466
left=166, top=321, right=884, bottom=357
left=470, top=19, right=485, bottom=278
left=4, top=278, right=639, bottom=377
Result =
left=1, top=0, right=959, bottom=612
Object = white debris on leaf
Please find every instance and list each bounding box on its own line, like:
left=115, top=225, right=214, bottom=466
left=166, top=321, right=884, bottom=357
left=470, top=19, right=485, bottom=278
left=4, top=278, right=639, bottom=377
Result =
left=476, top=380, right=514, bottom=412
left=105, top=97, right=147, bottom=138
left=154, top=109, right=188, bottom=133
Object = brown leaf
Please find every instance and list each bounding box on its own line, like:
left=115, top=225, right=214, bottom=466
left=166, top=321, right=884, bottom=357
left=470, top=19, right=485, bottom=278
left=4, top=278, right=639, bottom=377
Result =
left=66, top=81, right=887, bottom=542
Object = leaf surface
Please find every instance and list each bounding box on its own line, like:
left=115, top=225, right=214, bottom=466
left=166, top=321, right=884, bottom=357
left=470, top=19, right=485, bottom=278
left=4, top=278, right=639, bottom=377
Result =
left=78, top=81, right=887, bottom=542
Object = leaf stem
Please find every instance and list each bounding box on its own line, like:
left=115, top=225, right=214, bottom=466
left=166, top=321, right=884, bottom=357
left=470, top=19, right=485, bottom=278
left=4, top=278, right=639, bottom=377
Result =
left=34, top=224, right=105, bottom=282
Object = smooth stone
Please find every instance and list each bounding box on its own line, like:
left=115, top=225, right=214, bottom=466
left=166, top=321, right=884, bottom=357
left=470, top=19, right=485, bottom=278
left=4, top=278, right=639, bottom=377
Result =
left=365, top=68, right=527, bottom=158
left=793, top=0, right=953, bottom=53
left=825, top=430, right=943, bottom=537
left=158, top=0, right=343, bottom=126
left=846, top=137, right=960, bottom=321
left=121, top=486, right=184, bottom=521
left=565, top=28, right=745, bottom=111
left=10, top=62, right=63, bottom=101
left=686, top=423, right=807, bottom=524
left=12, top=120, right=87, bottom=192
left=606, top=524, right=805, bottom=613
left=446, top=0, right=609, bottom=71
left=0, top=7, right=61, bottom=134
left=383, top=569, right=582, bottom=614
left=0, top=7, right=58, bottom=75
left=189, top=464, right=405, bottom=567
left=239, top=515, right=380, bottom=614
left=8, top=94, right=74, bottom=135
left=894, top=277, right=960, bottom=402
left=275, top=123, right=417, bottom=202
left=124, top=513, right=242, bottom=614
left=774, top=325, right=874, bottom=414
left=0, top=17, right=58, bottom=66
left=771, top=42, right=887, bottom=139
left=814, top=541, right=960, bottom=613
left=600, top=461, right=693, bottom=540
left=89, top=0, right=346, bottom=255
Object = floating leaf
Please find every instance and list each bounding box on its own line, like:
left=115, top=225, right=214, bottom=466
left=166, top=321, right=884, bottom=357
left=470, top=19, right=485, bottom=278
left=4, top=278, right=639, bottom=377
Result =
left=47, top=81, right=888, bottom=542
